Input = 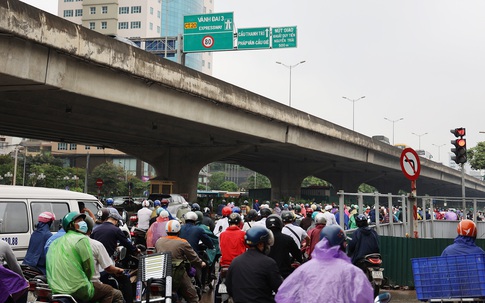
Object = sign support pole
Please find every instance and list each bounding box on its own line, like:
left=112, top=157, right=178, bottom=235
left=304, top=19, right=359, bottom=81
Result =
left=461, top=163, right=466, bottom=211
left=409, top=180, right=418, bottom=238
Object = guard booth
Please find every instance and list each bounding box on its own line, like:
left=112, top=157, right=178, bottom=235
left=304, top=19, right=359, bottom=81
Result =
left=149, top=178, right=175, bottom=194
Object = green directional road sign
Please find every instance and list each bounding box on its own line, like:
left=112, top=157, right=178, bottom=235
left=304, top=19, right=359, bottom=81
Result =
left=237, top=27, right=270, bottom=50
left=183, top=12, right=234, bottom=52
left=271, top=26, right=297, bottom=49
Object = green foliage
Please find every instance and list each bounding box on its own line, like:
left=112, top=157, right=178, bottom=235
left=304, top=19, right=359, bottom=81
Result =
left=198, top=183, right=209, bottom=190
left=89, top=162, right=125, bottom=196
left=219, top=181, right=238, bottom=192
left=358, top=183, right=377, bottom=193
left=208, top=171, right=226, bottom=190
left=244, top=173, right=271, bottom=189
left=468, top=142, right=485, bottom=171
left=301, top=176, right=329, bottom=187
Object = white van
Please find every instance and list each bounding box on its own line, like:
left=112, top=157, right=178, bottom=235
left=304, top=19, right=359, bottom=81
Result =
left=0, top=185, right=102, bottom=260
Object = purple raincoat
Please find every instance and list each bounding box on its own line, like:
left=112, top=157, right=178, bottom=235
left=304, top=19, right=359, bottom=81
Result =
left=275, top=238, right=373, bottom=303
left=0, top=265, right=28, bottom=303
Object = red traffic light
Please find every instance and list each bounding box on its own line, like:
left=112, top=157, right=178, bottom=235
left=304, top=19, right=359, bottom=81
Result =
left=450, top=128, right=466, bottom=137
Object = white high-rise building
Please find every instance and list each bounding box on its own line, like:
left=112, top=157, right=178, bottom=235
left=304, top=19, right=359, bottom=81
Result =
left=58, top=0, right=213, bottom=74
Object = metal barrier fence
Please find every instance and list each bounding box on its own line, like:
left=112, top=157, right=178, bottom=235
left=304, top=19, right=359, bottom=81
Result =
left=337, top=190, right=485, bottom=239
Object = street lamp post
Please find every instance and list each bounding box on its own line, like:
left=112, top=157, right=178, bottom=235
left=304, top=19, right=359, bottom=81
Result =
left=432, top=143, right=446, bottom=162
left=342, top=96, right=366, bottom=131
left=412, top=132, right=428, bottom=150
left=276, top=60, right=306, bottom=107
left=384, top=117, right=404, bottom=145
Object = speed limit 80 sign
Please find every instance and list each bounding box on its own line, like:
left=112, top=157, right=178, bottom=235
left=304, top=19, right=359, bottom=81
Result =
left=202, top=35, right=214, bottom=48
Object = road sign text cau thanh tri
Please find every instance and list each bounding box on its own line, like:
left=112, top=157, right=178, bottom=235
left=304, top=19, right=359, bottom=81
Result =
left=237, top=27, right=270, bottom=50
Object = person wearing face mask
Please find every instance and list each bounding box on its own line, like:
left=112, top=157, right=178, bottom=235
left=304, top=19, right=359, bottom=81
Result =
left=226, top=225, right=283, bottom=303
left=46, top=212, right=113, bottom=303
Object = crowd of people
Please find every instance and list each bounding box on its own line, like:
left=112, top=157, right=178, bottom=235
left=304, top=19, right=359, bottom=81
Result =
left=1, top=197, right=484, bottom=303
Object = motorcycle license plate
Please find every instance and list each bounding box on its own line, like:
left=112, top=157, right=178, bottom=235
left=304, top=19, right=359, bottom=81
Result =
left=218, top=283, right=228, bottom=294
left=372, top=270, right=383, bottom=280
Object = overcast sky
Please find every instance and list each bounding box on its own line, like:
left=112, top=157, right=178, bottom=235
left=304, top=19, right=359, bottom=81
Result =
left=20, top=0, right=485, bottom=166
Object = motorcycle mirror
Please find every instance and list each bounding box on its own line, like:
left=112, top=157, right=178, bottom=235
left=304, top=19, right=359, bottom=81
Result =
left=374, top=292, right=391, bottom=303
left=117, top=246, right=127, bottom=261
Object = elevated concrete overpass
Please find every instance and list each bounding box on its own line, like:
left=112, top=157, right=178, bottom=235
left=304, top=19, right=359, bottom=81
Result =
left=1, top=0, right=485, bottom=201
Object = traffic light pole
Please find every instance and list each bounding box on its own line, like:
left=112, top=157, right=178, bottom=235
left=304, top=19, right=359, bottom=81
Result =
left=461, top=163, right=466, bottom=211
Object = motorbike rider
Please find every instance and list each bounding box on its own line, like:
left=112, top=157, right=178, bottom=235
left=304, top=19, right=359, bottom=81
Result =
left=84, top=216, right=124, bottom=303
left=155, top=220, right=206, bottom=303
left=194, top=210, right=220, bottom=292
left=347, top=214, right=380, bottom=270
left=23, top=211, right=56, bottom=274
left=150, top=199, right=162, bottom=220
left=266, top=214, right=302, bottom=278
left=226, top=225, right=282, bottom=303
left=275, top=225, right=373, bottom=303
left=300, top=208, right=313, bottom=231
left=306, top=213, right=327, bottom=259
left=213, top=206, right=232, bottom=237
left=243, top=209, right=259, bottom=231
left=0, top=239, right=28, bottom=303
left=219, top=213, right=246, bottom=268
left=180, top=211, right=215, bottom=253
left=442, top=219, right=485, bottom=256
left=177, top=201, right=191, bottom=223
left=46, top=212, right=112, bottom=303
left=91, top=208, right=139, bottom=257
left=253, top=206, right=273, bottom=227
left=202, top=207, right=215, bottom=231
left=146, top=209, right=170, bottom=247
left=106, top=198, right=115, bottom=208
left=137, top=200, right=152, bottom=230
left=281, top=211, right=309, bottom=250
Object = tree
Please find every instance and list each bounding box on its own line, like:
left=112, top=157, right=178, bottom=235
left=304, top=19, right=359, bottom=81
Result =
left=358, top=183, right=377, bottom=193
left=219, top=181, right=238, bottom=192
left=89, top=162, right=125, bottom=196
left=301, top=176, right=329, bottom=187
left=208, top=171, right=226, bottom=190
left=468, top=141, right=485, bottom=171
left=244, top=173, right=271, bottom=189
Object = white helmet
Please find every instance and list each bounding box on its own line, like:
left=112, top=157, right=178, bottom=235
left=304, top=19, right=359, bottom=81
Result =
left=165, top=220, right=181, bottom=234
left=184, top=211, right=198, bottom=222
left=142, top=200, right=150, bottom=207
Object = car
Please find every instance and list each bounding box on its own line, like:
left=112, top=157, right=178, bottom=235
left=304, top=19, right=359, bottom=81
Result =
left=112, top=196, right=135, bottom=206
left=147, top=193, right=187, bottom=218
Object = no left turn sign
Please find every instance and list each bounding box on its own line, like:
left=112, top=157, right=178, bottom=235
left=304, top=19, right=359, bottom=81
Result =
left=400, top=148, right=421, bottom=181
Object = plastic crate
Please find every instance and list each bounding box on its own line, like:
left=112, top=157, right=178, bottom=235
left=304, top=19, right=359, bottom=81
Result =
left=412, top=254, right=485, bottom=301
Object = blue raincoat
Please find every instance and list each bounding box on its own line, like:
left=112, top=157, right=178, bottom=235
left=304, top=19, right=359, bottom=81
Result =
left=275, top=238, right=373, bottom=303
left=23, top=222, right=52, bottom=274
left=441, top=235, right=485, bottom=256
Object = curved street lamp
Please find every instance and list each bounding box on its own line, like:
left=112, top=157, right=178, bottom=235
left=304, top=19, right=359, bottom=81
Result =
left=276, top=60, right=306, bottom=107
left=384, top=117, right=404, bottom=145
left=342, top=96, right=366, bottom=131
left=412, top=132, right=428, bottom=150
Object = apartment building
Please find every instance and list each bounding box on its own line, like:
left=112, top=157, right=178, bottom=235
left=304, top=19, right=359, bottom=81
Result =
left=58, top=0, right=214, bottom=74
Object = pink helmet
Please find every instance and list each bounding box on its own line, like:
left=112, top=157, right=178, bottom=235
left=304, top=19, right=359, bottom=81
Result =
left=38, top=212, right=56, bottom=223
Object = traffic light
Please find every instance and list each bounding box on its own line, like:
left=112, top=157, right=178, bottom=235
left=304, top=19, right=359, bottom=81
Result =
left=450, top=128, right=466, bottom=164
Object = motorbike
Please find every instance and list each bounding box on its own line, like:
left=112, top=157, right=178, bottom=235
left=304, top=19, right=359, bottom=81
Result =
left=362, top=253, right=384, bottom=298
left=374, top=292, right=391, bottom=303
left=213, top=266, right=230, bottom=303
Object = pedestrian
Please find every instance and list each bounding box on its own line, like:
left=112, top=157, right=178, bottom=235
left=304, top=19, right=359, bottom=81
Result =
left=23, top=211, right=56, bottom=274
left=442, top=219, right=485, bottom=256
left=226, top=226, right=283, bottom=303
left=275, top=225, right=374, bottom=303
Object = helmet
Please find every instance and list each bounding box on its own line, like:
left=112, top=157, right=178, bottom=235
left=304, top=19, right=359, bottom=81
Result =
left=38, top=212, right=56, bottom=223
left=314, top=213, right=327, bottom=225
left=232, top=206, right=241, bottom=214
left=260, top=208, right=272, bottom=218
left=85, top=216, right=95, bottom=233
left=203, top=207, right=210, bottom=214
left=222, top=206, right=232, bottom=217
left=457, top=219, right=477, bottom=238
left=281, top=211, right=294, bottom=223
left=165, top=220, right=181, bottom=234
left=320, top=225, right=347, bottom=246
left=154, top=200, right=161, bottom=207
left=266, top=214, right=283, bottom=231
left=142, top=200, right=150, bottom=207
left=108, top=208, right=122, bottom=221
left=245, top=226, right=274, bottom=247
left=294, top=205, right=301, bottom=212
left=243, top=200, right=249, bottom=205
left=158, top=209, right=169, bottom=218
left=62, top=211, right=86, bottom=231
left=184, top=211, right=198, bottom=222
left=161, top=198, right=170, bottom=207
left=325, top=205, right=332, bottom=211
left=97, top=208, right=110, bottom=221
left=355, top=214, right=369, bottom=228
left=228, top=213, right=242, bottom=225
left=306, top=208, right=313, bottom=216
left=191, top=203, right=200, bottom=211
left=106, top=198, right=114, bottom=206
left=195, top=211, right=204, bottom=223
left=246, top=209, right=258, bottom=221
